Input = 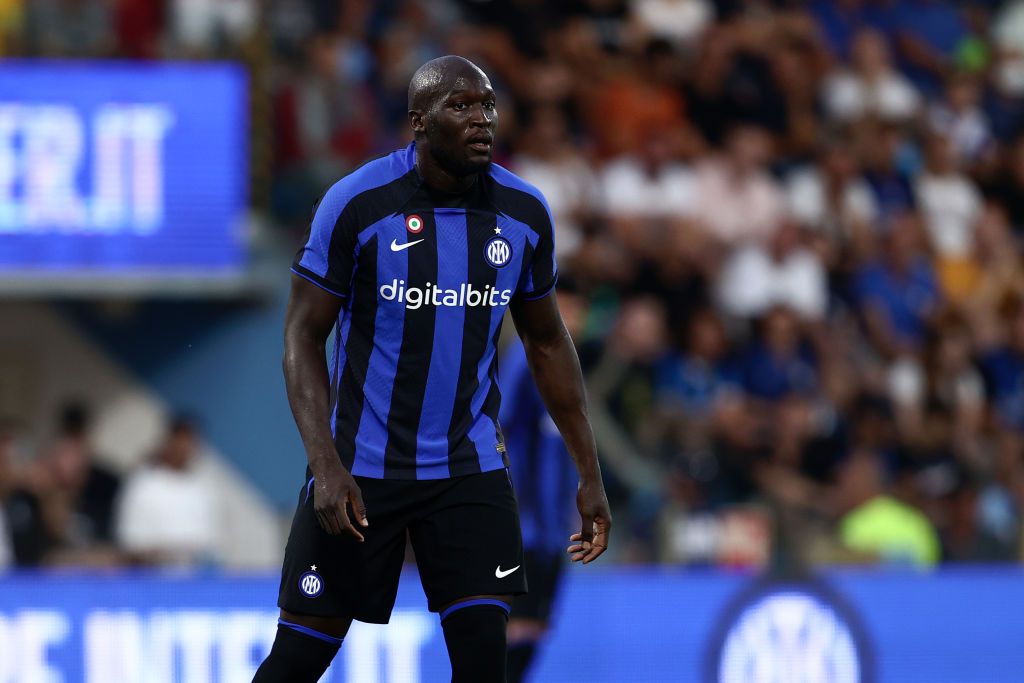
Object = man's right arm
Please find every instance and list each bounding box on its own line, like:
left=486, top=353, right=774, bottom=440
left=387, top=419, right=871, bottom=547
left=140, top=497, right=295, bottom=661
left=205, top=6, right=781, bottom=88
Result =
left=283, top=275, right=368, bottom=541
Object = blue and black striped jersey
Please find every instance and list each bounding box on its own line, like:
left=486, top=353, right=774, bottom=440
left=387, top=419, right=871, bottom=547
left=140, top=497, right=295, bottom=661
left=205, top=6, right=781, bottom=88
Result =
left=291, top=143, right=557, bottom=480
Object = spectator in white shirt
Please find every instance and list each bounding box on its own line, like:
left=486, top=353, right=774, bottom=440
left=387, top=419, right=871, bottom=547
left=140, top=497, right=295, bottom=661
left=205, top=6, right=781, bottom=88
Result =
left=823, top=28, right=920, bottom=124
left=601, top=130, right=698, bottom=259
left=916, top=133, right=982, bottom=260
left=116, top=417, right=219, bottom=567
left=786, top=138, right=878, bottom=256
left=717, top=222, right=828, bottom=321
left=693, top=124, right=786, bottom=248
left=513, top=105, right=602, bottom=260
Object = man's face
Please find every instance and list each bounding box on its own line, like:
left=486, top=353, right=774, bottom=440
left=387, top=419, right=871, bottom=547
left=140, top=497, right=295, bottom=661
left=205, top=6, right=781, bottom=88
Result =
left=424, top=72, right=497, bottom=176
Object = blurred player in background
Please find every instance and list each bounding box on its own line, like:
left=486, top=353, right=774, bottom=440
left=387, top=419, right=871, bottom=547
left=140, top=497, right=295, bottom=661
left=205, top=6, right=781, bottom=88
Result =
left=255, top=56, right=611, bottom=683
left=501, top=278, right=588, bottom=682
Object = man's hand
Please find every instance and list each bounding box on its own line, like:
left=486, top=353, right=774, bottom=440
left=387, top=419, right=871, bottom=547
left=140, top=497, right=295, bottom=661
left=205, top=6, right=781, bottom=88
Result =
left=312, top=461, right=369, bottom=542
left=568, top=478, right=612, bottom=564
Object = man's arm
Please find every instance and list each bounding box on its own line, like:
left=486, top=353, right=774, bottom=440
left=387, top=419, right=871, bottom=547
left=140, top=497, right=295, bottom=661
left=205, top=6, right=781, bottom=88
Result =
left=283, top=275, right=368, bottom=541
left=510, top=293, right=611, bottom=563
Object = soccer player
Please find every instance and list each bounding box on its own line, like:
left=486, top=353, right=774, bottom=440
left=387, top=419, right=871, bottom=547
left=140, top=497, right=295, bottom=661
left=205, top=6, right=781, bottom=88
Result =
left=254, top=55, right=612, bottom=683
left=501, top=281, right=587, bottom=683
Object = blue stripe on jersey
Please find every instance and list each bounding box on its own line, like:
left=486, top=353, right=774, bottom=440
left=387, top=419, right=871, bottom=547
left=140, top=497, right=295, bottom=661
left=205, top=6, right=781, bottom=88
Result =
left=416, top=209, right=468, bottom=478
left=296, top=148, right=415, bottom=284
left=350, top=216, right=408, bottom=479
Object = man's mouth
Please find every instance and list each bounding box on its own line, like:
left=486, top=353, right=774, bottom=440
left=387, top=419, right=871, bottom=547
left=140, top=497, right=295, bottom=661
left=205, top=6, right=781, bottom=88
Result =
left=467, top=137, right=493, bottom=153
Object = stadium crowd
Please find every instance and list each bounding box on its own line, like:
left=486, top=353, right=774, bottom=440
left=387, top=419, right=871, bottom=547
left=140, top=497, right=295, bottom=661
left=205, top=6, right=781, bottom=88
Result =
left=5, top=0, right=1024, bottom=569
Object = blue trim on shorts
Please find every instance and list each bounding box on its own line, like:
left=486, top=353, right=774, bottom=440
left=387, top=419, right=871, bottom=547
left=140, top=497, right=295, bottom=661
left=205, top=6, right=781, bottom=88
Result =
left=439, top=598, right=512, bottom=622
left=278, top=618, right=343, bottom=646
left=304, top=476, right=315, bottom=503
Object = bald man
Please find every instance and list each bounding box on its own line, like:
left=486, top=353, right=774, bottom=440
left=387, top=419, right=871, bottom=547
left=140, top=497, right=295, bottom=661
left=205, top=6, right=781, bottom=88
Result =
left=255, top=56, right=612, bottom=683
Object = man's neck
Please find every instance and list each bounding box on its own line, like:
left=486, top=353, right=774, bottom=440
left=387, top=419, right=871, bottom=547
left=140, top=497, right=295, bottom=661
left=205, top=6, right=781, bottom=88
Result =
left=415, top=143, right=479, bottom=194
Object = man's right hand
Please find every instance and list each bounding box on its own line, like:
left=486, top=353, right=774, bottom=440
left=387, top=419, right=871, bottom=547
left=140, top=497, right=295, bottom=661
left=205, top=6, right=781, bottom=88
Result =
left=312, top=463, right=369, bottom=541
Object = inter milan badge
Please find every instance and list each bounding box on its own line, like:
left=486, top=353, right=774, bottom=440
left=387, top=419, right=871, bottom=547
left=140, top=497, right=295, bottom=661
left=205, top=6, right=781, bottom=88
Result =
left=299, top=565, right=324, bottom=598
left=484, top=235, right=512, bottom=268
left=406, top=214, right=424, bottom=233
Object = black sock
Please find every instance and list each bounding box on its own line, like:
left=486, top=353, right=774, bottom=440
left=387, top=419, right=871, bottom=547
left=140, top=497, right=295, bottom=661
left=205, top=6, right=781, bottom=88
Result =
left=506, top=641, right=537, bottom=683
left=442, top=603, right=510, bottom=683
left=252, top=622, right=343, bottom=683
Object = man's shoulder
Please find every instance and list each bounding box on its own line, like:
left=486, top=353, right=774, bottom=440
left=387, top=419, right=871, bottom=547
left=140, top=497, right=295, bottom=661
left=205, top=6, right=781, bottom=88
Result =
left=318, top=145, right=417, bottom=218
left=487, top=163, right=552, bottom=219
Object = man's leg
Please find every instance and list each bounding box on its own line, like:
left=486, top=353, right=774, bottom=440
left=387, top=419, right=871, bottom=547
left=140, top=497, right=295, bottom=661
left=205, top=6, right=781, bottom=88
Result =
left=439, top=594, right=513, bottom=683
left=506, top=618, right=545, bottom=683
left=253, top=610, right=351, bottom=683
left=506, top=551, right=563, bottom=682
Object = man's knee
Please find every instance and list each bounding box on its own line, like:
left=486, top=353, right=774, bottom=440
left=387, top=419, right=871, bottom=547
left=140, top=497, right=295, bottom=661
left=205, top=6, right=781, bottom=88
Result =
left=252, top=611, right=352, bottom=683
left=441, top=597, right=512, bottom=683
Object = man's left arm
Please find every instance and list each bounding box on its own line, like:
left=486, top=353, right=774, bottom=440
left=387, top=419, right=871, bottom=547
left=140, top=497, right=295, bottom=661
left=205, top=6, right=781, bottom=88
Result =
left=510, top=293, right=611, bottom=564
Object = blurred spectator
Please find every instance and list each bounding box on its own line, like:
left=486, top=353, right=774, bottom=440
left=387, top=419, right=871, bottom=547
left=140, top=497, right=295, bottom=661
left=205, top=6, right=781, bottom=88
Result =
left=630, top=0, right=713, bottom=49
left=980, top=300, right=1024, bottom=434
left=927, top=72, right=993, bottom=167
left=716, top=222, right=828, bottom=320
left=836, top=450, right=941, bottom=567
left=860, top=122, right=918, bottom=218
left=513, top=106, right=601, bottom=260
left=823, top=28, right=921, bottom=124
left=115, top=417, right=219, bottom=567
left=693, top=124, right=786, bottom=247
left=853, top=214, right=940, bottom=358
left=4, top=403, right=121, bottom=567
left=786, top=138, right=878, bottom=255
left=600, top=129, right=697, bottom=259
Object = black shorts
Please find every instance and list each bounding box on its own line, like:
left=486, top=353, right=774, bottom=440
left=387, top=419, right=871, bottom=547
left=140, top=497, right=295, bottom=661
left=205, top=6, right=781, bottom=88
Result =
left=277, top=467, right=527, bottom=624
left=509, top=550, right=565, bottom=623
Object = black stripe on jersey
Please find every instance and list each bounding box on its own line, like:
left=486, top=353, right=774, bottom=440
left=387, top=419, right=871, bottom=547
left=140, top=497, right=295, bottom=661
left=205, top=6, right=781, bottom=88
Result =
left=334, top=234, right=379, bottom=470
left=480, top=316, right=508, bottom=468
left=383, top=211, right=438, bottom=478
left=448, top=209, right=499, bottom=477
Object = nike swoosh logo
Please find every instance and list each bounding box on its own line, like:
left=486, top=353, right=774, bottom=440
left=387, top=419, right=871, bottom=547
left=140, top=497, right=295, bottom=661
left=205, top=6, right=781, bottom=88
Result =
left=495, top=564, right=520, bottom=579
left=390, top=238, right=424, bottom=252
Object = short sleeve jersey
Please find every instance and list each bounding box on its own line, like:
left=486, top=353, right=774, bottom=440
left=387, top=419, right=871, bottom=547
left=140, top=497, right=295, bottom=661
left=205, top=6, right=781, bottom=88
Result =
left=291, top=143, right=557, bottom=480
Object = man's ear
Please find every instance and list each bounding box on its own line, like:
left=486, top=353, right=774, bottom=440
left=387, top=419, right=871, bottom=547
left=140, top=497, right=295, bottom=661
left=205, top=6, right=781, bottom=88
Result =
left=409, top=109, right=425, bottom=135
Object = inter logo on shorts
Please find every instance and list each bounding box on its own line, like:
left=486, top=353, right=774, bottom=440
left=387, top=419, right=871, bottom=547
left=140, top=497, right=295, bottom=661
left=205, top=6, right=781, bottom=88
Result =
left=299, top=568, right=324, bottom=598
left=406, top=214, right=424, bottom=233
left=484, top=236, right=512, bottom=268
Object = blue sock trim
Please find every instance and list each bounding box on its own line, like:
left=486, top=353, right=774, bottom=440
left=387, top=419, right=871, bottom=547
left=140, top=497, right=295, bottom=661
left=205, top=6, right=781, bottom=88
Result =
left=439, top=599, right=512, bottom=622
left=278, top=619, right=343, bottom=646
left=304, top=476, right=315, bottom=503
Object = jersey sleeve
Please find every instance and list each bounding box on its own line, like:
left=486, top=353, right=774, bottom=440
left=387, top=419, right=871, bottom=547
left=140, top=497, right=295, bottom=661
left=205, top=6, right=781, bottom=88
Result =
left=290, top=182, right=360, bottom=298
left=516, top=193, right=558, bottom=300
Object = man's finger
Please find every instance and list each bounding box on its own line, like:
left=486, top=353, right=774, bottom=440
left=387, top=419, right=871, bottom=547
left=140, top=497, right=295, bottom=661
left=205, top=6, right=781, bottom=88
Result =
left=336, top=503, right=364, bottom=542
left=350, top=487, right=369, bottom=528
left=579, top=514, right=595, bottom=544
left=316, top=509, right=339, bottom=536
left=582, top=519, right=611, bottom=564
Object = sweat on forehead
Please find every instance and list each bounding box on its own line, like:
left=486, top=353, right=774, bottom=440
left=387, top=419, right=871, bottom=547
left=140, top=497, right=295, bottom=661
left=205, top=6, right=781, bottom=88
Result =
left=408, top=55, right=489, bottom=111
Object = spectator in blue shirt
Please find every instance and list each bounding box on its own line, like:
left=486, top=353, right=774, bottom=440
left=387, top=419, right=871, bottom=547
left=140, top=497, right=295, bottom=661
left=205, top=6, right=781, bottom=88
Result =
left=854, top=213, right=941, bottom=357
left=980, top=299, right=1024, bottom=432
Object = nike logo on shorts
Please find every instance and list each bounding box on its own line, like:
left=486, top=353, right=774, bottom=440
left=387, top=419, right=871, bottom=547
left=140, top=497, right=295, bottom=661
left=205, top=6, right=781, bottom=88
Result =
left=390, top=238, right=424, bottom=252
left=495, top=564, right=520, bottom=579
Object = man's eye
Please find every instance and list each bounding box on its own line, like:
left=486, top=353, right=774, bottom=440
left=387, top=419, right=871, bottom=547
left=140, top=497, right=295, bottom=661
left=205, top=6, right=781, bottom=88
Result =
left=453, top=102, right=467, bottom=111
left=484, top=101, right=496, bottom=110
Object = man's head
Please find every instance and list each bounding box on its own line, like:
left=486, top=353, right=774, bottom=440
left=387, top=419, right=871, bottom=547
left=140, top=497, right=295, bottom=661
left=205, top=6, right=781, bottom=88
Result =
left=408, top=56, right=497, bottom=177
left=158, top=416, right=199, bottom=471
